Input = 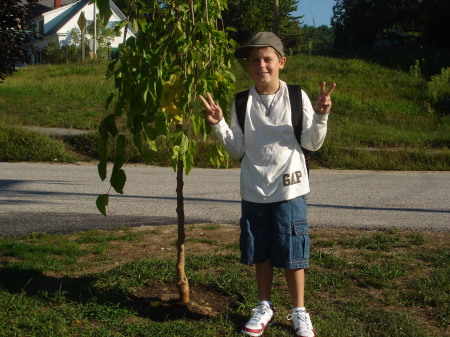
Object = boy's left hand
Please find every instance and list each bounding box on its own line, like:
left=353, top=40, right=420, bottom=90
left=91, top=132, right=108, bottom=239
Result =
left=314, top=82, right=336, bottom=115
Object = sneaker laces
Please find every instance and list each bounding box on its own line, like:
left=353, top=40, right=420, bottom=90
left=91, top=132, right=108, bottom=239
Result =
left=287, top=310, right=310, bottom=331
left=248, top=305, right=272, bottom=325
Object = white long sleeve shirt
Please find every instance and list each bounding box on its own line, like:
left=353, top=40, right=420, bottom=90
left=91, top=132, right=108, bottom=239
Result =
left=212, top=80, right=328, bottom=203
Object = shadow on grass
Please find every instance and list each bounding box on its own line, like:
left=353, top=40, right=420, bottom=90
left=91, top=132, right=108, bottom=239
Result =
left=0, top=267, right=237, bottom=323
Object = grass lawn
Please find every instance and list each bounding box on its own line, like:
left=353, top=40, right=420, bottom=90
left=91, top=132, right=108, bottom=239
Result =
left=0, top=224, right=448, bottom=336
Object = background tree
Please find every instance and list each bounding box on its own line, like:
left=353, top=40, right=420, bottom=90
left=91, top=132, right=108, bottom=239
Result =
left=222, top=0, right=302, bottom=49
left=0, top=0, right=38, bottom=82
left=421, top=0, right=450, bottom=48
left=86, top=13, right=120, bottom=54
left=331, top=0, right=450, bottom=49
left=43, top=40, right=79, bottom=64
left=331, top=0, right=423, bottom=49
left=94, top=0, right=235, bottom=303
left=301, top=24, right=334, bottom=50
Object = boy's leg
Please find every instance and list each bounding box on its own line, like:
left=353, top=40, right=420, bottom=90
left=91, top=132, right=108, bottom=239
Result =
left=242, top=260, right=274, bottom=336
left=284, top=268, right=305, bottom=307
left=285, top=268, right=315, bottom=337
left=256, top=259, right=274, bottom=301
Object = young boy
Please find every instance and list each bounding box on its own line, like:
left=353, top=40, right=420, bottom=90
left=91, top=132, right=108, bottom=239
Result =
left=199, top=32, right=336, bottom=337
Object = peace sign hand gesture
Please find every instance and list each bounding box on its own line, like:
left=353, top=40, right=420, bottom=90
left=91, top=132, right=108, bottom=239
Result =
left=314, top=81, right=336, bottom=115
left=198, top=92, right=223, bottom=125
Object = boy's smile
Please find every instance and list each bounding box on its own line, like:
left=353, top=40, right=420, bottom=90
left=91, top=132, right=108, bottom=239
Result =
left=247, top=47, right=286, bottom=95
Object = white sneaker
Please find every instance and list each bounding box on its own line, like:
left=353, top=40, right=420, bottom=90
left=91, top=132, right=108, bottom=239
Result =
left=241, top=304, right=274, bottom=336
left=287, top=310, right=316, bottom=337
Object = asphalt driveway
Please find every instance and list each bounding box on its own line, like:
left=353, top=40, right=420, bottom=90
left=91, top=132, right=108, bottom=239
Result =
left=0, top=163, right=448, bottom=235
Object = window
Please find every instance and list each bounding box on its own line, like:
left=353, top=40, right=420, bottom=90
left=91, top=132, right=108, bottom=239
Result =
left=106, top=21, right=118, bottom=29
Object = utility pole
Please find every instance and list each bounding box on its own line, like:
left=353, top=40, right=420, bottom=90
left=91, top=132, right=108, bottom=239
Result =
left=273, top=0, right=279, bottom=35
left=93, top=2, right=97, bottom=59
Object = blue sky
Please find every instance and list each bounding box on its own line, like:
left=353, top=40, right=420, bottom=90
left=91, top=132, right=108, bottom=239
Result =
left=294, top=0, right=335, bottom=27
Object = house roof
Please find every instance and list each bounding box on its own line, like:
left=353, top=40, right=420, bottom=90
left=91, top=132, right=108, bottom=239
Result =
left=33, top=0, right=78, bottom=17
left=32, top=0, right=136, bottom=41
left=45, top=0, right=89, bottom=36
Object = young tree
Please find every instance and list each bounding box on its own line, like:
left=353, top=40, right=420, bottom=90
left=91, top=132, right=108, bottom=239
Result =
left=94, top=0, right=235, bottom=303
left=0, top=0, right=38, bottom=82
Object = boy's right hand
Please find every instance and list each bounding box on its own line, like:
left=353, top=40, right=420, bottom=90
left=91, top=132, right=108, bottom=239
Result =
left=198, top=92, right=223, bottom=125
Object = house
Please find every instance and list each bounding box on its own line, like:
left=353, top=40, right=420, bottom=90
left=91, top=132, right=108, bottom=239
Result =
left=30, top=0, right=136, bottom=63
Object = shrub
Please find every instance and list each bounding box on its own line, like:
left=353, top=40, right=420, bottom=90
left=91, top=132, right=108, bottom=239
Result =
left=0, top=125, right=76, bottom=162
left=427, top=67, right=450, bottom=112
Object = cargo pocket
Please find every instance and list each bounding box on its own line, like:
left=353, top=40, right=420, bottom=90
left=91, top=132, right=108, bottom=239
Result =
left=292, top=222, right=310, bottom=260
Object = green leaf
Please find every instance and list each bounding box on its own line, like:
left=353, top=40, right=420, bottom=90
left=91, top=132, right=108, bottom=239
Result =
left=133, top=133, right=143, bottom=154
left=105, top=93, right=114, bottom=110
left=93, top=0, right=112, bottom=27
left=98, top=159, right=107, bottom=181
left=110, top=169, right=126, bottom=194
left=113, top=154, right=125, bottom=172
left=116, top=134, right=126, bottom=155
left=98, top=118, right=108, bottom=140
left=104, top=114, right=118, bottom=137
left=97, top=136, right=108, bottom=181
left=115, top=20, right=129, bottom=33
left=96, top=194, right=109, bottom=216
left=142, top=148, right=157, bottom=164
left=184, top=139, right=197, bottom=175
left=144, top=125, right=158, bottom=141
left=155, top=112, right=168, bottom=136
left=180, top=134, right=189, bottom=153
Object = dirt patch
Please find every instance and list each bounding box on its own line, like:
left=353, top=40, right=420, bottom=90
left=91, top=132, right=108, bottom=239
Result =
left=74, top=224, right=240, bottom=275
left=129, top=280, right=234, bottom=321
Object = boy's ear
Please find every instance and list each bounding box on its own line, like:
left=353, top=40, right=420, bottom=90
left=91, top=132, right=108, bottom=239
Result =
left=279, top=57, right=287, bottom=69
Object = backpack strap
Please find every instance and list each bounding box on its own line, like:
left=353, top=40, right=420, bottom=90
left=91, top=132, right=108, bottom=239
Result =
left=235, top=89, right=249, bottom=134
left=287, top=84, right=302, bottom=143
left=287, top=84, right=310, bottom=175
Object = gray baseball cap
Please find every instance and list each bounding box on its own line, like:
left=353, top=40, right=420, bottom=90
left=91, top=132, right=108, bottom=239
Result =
left=234, top=32, right=285, bottom=59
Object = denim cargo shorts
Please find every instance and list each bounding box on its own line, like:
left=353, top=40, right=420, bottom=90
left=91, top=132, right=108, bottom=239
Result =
left=239, top=195, right=310, bottom=269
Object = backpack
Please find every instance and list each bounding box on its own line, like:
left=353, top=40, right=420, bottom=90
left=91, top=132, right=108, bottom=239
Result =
left=234, top=84, right=310, bottom=175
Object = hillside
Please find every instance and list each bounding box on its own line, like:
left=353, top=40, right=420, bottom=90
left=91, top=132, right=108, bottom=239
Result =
left=0, top=57, right=448, bottom=170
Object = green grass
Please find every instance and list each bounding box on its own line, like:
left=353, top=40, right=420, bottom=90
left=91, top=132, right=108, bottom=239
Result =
left=0, top=225, right=448, bottom=336
left=0, top=56, right=449, bottom=170
left=0, top=62, right=114, bottom=129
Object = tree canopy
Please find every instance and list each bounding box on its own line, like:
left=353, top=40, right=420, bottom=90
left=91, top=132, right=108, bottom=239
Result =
left=108, top=0, right=308, bottom=51
left=332, top=0, right=450, bottom=49
left=0, top=0, right=38, bottom=82
left=221, top=0, right=302, bottom=48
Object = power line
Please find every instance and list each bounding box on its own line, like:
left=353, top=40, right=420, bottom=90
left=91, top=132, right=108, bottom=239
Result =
left=298, top=2, right=310, bottom=26
left=307, top=0, right=316, bottom=28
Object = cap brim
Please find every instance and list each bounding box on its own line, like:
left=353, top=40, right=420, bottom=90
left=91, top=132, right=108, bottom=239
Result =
left=234, top=44, right=285, bottom=59
left=234, top=44, right=270, bottom=59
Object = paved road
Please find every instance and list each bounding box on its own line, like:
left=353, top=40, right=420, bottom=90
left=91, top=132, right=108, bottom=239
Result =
left=0, top=162, right=448, bottom=235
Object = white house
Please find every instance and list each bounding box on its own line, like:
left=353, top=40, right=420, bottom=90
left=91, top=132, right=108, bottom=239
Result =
left=30, top=0, right=136, bottom=63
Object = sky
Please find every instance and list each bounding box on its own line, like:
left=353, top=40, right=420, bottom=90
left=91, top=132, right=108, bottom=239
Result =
left=294, top=0, right=335, bottom=27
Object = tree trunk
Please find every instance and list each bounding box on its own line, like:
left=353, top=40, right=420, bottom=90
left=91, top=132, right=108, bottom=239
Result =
left=176, top=124, right=189, bottom=303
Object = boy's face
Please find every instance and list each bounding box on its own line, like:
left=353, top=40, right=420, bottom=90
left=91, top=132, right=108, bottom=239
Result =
left=247, top=47, right=286, bottom=92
